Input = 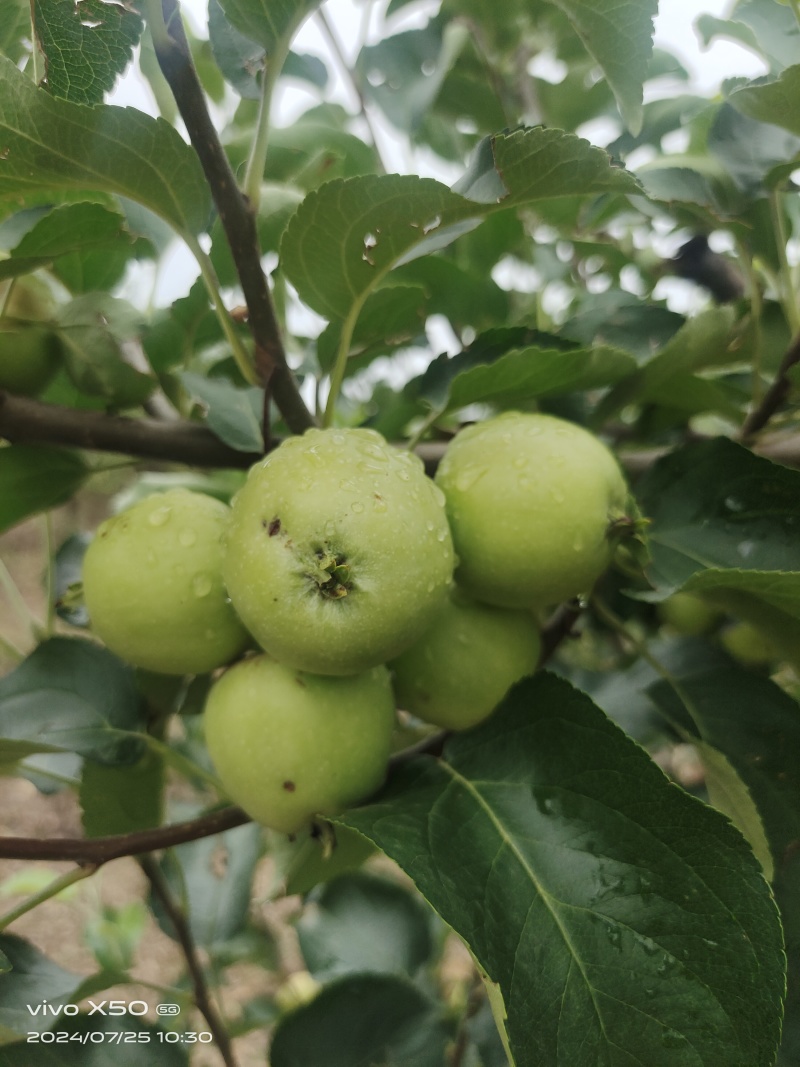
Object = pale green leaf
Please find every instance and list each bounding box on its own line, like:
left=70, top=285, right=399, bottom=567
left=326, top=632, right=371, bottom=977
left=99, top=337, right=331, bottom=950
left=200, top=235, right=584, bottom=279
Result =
left=216, top=0, right=322, bottom=53
left=731, top=65, right=800, bottom=137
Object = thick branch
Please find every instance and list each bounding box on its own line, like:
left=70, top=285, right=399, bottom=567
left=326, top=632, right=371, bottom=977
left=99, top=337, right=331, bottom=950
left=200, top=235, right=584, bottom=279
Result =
left=140, top=855, right=237, bottom=1067
left=0, top=391, right=260, bottom=468
left=0, top=805, right=250, bottom=862
left=153, top=0, right=314, bottom=435
left=739, top=329, right=800, bottom=441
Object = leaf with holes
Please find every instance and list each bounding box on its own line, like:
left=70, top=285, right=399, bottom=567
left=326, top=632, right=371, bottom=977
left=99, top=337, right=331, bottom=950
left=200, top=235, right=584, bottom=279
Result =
left=339, top=672, right=785, bottom=1067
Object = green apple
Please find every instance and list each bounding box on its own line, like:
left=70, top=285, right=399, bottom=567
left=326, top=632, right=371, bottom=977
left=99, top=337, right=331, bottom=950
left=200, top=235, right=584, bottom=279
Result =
left=82, top=489, right=250, bottom=675
left=223, top=427, right=454, bottom=675
left=719, top=621, right=780, bottom=667
left=657, top=593, right=722, bottom=636
left=390, top=590, right=541, bottom=730
left=203, top=654, right=396, bottom=833
left=0, top=276, right=62, bottom=396
left=434, top=412, right=629, bottom=610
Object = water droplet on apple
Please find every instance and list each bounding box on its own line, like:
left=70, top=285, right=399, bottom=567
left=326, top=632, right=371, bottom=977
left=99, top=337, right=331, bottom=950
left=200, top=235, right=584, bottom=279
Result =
left=551, top=488, right=565, bottom=504
left=372, top=496, right=387, bottom=514
left=436, top=529, right=447, bottom=542
left=149, top=506, right=171, bottom=527
left=396, top=469, right=411, bottom=482
left=205, top=628, right=216, bottom=640
left=351, top=501, right=364, bottom=514
left=324, top=520, right=336, bottom=536
left=179, top=529, right=197, bottom=547
left=193, top=574, right=213, bottom=598
left=430, top=484, right=446, bottom=508
left=455, top=467, right=486, bottom=492
left=425, top=520, right=434, bottom=532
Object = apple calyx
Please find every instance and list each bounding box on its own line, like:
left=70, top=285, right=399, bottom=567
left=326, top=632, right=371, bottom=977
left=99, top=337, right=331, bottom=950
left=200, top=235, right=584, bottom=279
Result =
left=310, top=547, right=352, bottom=599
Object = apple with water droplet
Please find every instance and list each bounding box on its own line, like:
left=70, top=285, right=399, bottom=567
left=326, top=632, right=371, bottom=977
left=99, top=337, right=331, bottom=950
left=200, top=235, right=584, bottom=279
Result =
left=223, top=427, right=454, bottom=675
left=82, top=489, right=250, bottom=674
left=435, top=412, right=629, bottom=609
left=391, top=588, right=541, bottom=729
left=203, top=654, right=396, bottom=833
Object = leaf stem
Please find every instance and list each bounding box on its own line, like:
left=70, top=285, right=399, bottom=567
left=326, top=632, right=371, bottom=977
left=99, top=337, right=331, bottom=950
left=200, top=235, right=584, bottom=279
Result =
left=0, top=558, right=38, bottom=637
left=243, top=40, right=290, bottom=210
left=769, top=190, right=800, bottom=335
left=140, top=855, right=238, bottom=1067
left=184, top=234, right=259, bottom=386
left=0, top=864, right=98, bottom=932
left=316, top=8, right=388, bottom=173
left=323, top=294, right=368, bottom=427
left=734, top=238, right=764, bottom=409
left=405, top=405, right=445, bottom=451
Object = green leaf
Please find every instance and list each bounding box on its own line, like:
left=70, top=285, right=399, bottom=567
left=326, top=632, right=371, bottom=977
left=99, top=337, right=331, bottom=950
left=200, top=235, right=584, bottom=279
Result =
left=0, top=445, right=89, bottom=533
left=55, top=293, right=154, bottom=406
left=53, top=533, right=90, bottom=628
left=340, top=673, right=785, bottom=1067
left=216, top=0, right=322, bottom=53
left=544, top=0, right=657, bottom=134
left=0, top=637, right=146, bottom=765
left=0, top=56, right=211, bottom=235
left=270, top=973, right=452, bottom=1067
left=297, top=872, right=434, bottom=980
left=696, top=3, right=799, bottom=74
left=708, top=103, right=800, bottom=196
left=208, top=0, right=265, bottom=100
left=10, top=202, right=134, bottom=260
left=730, top=65, right=800, bottom=137
left=32, top=0, right=143, bottom=106
left=179, top=371, right=264, bottom=452
left=80, top=750, right=164, bottom=838
left=316, top=285, right=428, bottom=374
left=151, top=820, right=263, bottom=947
left=637, top=438, right=800, bottom=595
left=281, top=128, right=640, bottom=321
left=0, top=1016, right=189, bottom=1065
left=442, top=343, right=636, bottom=412
left=0, top=935, right=83, bottom=1036
left=591, top=306, right=737, bottom=425
left=0, top=0, right=28, bottom=63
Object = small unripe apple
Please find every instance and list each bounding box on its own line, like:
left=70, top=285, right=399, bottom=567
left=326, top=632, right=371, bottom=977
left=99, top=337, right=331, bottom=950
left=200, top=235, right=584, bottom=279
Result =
left=0, top=276, right=62, bottom=396
left=390, top=590, right=541, bottom=729
left=435, top=412, right=628, bottom=609
left=223, top=427, right=454, bottom=675
left=82, top=489, right=250, bottom=675
left=719, top=621, right=781, bottom=667
left=657, top=593, right=721, bottom=636
left=203, top=655, right=396, bottom=833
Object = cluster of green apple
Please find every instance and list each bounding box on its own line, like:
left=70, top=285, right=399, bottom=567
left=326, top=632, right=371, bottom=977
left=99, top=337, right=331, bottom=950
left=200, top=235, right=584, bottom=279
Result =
left=82, top=413, right=629, bottom=832
left=0, top=277, right=63, bottom=397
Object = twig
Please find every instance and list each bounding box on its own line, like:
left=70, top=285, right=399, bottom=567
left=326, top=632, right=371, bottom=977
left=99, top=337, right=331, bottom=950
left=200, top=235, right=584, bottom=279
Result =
left=538, top=600, right=584, bottom=666
left=0, top=391, right=261, bottom=469
left=316, top=8, right=387, bottom=174
left=0, top=805, right=250, bottom=862
left=147, top=0, right=314, bottom=437
left=140, top=854, right=237, bottom=1067
left=739, top=330, right=800, bottom=441
left=0, top=863, right=98, bottom=932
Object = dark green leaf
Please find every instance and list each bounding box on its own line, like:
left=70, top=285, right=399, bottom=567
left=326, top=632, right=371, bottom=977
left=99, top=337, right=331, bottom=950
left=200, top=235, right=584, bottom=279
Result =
left=708, top=103, right=800, bottom=196
left=80, top=750, right=164, bottom=838
left=270, top=973, right=452, bottom=1067
left=0, top=56, right=211, bottom=234
left=179, top=371, right=264, bottom=452
left=0, top=637, right=146, bottom=765
left=340, top=673, right=785, bottom=1067
left=208, top=0, right=265, bottom=100
left=10, top=202, right=134, bottom=260
left=32, top=0, right=143, bottom=105
left=545, top=0, right=657, bottom=134
left=0, top=935, right=82, bottom=1036
left=0, top=445, right=89, bottom=533
left=637, top=438, right=800, bottom=595
left=151, top=820, right=263, bottom=947
left=297, top=872, right=434, bottom=980
left=564, top=294, right=684, bottom=360
left=316, top=285, right=428, bottom=374
left=0, top=1016, right=189, bottom=1065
